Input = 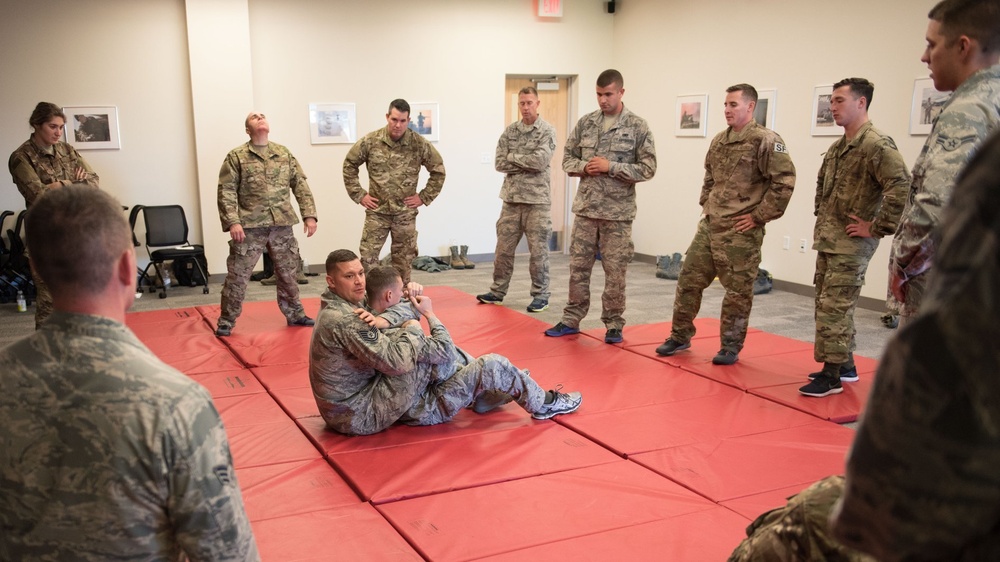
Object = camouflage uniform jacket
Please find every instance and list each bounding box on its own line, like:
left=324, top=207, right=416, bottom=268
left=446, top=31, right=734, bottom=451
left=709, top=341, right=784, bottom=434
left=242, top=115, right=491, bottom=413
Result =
left=833, top=131, right=1000, bottom=561
left=309, top=290, right=454, bottom=435
left=378, top=301, right=473, bottom=383
left=890, top=64, right=1000, bottom=282
left=813, top=121, right=910, bottom=254
left=8, top=138, right=99, bottom=207
left=563, top=105, right=657, bottom=221
left=0, top=312, right=259, bottom=561
left=495, top=117, right=556, bottom=204
left=343, top=127, right=446, bottom=215
left=701, top=120, right=796, bottom=224
left=217, top=141, right=317, bottom=232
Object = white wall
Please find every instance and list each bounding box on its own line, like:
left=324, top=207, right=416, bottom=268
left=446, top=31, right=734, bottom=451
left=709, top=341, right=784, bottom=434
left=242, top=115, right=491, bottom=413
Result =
left=615, top=0, right=936, bottom=300
left=1, top=0, right=938, bottom=300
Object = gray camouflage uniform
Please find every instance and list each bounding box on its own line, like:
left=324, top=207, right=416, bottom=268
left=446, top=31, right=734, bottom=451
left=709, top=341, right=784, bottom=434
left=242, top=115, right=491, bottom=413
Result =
left=559, top=106, right=657, bottom=330
left=813, top=122, right=909, bottom=366
left=832, top=130, right=1000, bottom=561
left=8, top=139, right=99, bottom=328
left=344, top=127, right=446, bottom=285
left=670, top=120, right=795, bottom=353
left=0, top=311, right=258, bottom=561
left=489, top=116, right=556, bottom=300
left=889, top=65, right=1000, bottom=319
left=217, top=141, right=317, bottom=330
left=309, top=291, right=545, bottom=436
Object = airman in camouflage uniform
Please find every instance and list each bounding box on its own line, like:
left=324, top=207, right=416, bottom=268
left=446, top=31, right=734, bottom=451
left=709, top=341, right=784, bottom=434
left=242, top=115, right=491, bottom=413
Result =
left=889, top=0, right=1000, bottom=325
left=309, top=255, right=580, bottom=436
left=659, top=84, right=795, bottom=365
left=728, top=476, right=875, bottom=562
left=216, top=111, right=318, bottom=336
left=545, top=69, right=656, bottom=344
left=800, top=78, right=910, bottom=397
left=833, top=127, right=1000, bottom=562
left=478, top=87, right=556, bottom=311
left=8, top=102, right=99, bottom=329
left=0, top=185, right=258, bottom=561
left=344, top=99, right=446, bottom=285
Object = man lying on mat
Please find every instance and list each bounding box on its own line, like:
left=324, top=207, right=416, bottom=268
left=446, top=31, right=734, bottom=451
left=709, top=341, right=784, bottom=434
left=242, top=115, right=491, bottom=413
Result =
left=308, top=250, right=582, bottom=436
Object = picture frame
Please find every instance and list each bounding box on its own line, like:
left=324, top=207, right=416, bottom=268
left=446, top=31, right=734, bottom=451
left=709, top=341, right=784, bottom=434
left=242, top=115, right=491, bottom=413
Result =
left=64, top=106, right=120, bottom=150
left=407, top=102, right=439, bottom=142
left=810, top=85, right=841, bottom=136
left=909, top=78, right=950, bottom=135
left=753, top=89, right=777, bottom=129
left=675, top=94, right=708, bottom=137
left=309, top=103, right=357, bottom=144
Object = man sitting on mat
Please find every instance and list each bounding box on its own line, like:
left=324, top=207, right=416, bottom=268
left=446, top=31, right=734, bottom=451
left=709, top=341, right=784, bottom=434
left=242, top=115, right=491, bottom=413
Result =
left=308, top=250, right=582, bottom=436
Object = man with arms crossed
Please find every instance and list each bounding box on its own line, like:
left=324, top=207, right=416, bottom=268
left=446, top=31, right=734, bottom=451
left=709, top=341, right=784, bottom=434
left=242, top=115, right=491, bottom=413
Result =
left=0, top=185, right=258, bottom=561
left=477, top=86, right=556, bottom=313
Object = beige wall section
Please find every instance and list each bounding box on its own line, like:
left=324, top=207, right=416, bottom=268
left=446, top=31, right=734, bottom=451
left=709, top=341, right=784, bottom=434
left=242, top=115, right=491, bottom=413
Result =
left=614, top=0, right=936, bottom=301
left=184, top=0, right=255, bottom=272
left=0, top=0, right=200, bottom=243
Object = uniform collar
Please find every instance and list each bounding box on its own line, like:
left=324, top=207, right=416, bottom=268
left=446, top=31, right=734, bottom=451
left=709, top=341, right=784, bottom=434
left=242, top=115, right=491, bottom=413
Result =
left=722, top=119, right=760, bottom=143
left=246, top=141, right=274, bottom=159
left=379, top=126, right=413, bottom=147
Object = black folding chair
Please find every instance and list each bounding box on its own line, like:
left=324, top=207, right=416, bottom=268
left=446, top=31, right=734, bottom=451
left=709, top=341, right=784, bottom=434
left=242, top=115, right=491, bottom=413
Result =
left=137, top=205, right=209, bottom=299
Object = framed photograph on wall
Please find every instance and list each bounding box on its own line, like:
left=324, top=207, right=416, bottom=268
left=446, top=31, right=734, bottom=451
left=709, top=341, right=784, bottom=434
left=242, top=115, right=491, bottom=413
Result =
left=64, top=106, right=120, bottom=150
left=309, top=103, right=356, bottom=144
left=675, top=94, right=708, bottom=137
left=909, top=78, right=951, bottom=135
left=408, top=102, right=439, bottom=142
left=810, top=85, right=841, bottom=137
left=754, top=89, right=777, bottom=129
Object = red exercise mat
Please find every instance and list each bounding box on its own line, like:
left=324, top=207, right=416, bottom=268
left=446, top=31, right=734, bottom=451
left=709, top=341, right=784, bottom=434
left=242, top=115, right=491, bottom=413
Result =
left=142, top=333, right=244, bottom=374
left=214, top=393, right=290, bottom=428
left=236, top=458, right=360, bottom=522
left=188, top=370, right=265, bottom=399
left=251, top=363, right=310, bottom=390
left=271, top=386, right=321, bottom=420
left=226, top=419, right=321, bottom=469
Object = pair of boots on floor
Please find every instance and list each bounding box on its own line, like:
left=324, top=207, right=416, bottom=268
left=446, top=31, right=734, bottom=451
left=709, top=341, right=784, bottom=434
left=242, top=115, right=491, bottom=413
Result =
left=449, top=245, right=475, bottom=270
left=255, top=254, right=308, bottom=285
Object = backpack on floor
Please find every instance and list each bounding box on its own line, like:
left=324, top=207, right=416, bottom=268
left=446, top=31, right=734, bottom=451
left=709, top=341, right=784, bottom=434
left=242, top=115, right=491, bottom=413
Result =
left=172, top=252, right=209, bottom=287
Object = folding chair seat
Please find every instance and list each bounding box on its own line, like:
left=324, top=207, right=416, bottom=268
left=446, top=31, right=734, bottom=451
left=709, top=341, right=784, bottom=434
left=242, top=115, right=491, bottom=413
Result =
left=136, top=205, right=209, bottom=299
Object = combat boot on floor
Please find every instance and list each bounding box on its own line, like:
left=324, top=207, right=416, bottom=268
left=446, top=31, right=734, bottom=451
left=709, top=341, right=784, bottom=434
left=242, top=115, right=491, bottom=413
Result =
left=663, top=252, right=682, bottom=279
left=460, top=245, right=475, bottom=269
left=297, top=259, right=308, bottom=284
left=260, top=275, right=277, bottom=286
left=449, top=245, right=465, bottom=270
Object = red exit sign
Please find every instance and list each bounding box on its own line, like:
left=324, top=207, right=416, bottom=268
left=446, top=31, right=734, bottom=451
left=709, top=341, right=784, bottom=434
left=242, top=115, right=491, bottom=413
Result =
left=538, top=0, right=562, bottom=18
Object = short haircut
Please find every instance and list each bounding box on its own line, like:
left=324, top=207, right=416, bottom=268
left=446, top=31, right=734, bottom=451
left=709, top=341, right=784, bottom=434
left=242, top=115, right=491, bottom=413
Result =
left=25, top=185, right=130, bottom=295
left=597, top=69, right=624, bottom=89
left=388, top=99, right=411, bottom=116
left=325, top=249, right=359, bottom=274
left=365, top=265, right=402, bottom=303
left=29, top=102, right=65, bottom=128
left=833, top=78, right=875, bottom=109
left=519, top=86, right=539, bottom=97
left=726, top=84, right=759, bottom=104
left=930, top=0, right=1000, bottom=53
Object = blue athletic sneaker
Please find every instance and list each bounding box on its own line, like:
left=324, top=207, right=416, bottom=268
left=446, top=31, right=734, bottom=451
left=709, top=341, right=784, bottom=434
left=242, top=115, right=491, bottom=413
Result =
left=544, top=322, right=580, bottom=337
left=604, top=328, right=623, bottom=343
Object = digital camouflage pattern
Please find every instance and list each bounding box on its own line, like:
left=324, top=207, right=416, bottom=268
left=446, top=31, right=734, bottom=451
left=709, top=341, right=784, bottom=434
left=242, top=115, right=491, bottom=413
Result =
left=670, top=217, right=763, bottom=352
left=8, top=138, right=99, bottom=208
left=359, top=209, right=418, bottom=285
left=561, top=216, right=633, bottom=330
left=813, top=121, right=910, bottom=365
left=217, top=141, right=316, bottom=231
left=495, top=116, right=556, bottom=205
left=833, top=131, right=1000, bottom=561
left=10, top=138, right=99, bottom=327
left=490, top=203, right=551, bottom=299
left=489, top=116, right=556, bottom=299
left=671, top=120, right=795, bottom=351
left=729, top=476, right=874, bottom=562
left=345, top=127, right=445, bottom=281
left=0, top=312, right=258, bottom=561
left=218, top=226, right=307, bottom=330
left=563, top=106, right=656, bottom=222
left=889, top=65, right=1000, bottom=317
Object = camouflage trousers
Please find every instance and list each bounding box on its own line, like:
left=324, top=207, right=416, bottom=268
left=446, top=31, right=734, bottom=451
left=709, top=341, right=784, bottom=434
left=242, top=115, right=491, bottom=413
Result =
left=399, top=353, right=546, bottom=426
left=561, top=216, right=634, bottom=330
left=814, top=251, right=874, bottom=364
left=489, top=202, right=551, bottom=299
left=219, top=226, right=306, bottom=329
left=671, top=217, right=763, bottom=353
left=360, top=209, right=417, bottom=285
left=31, top=266, right=53, bottom=330
left=728, top=476, right=875, bottom=562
